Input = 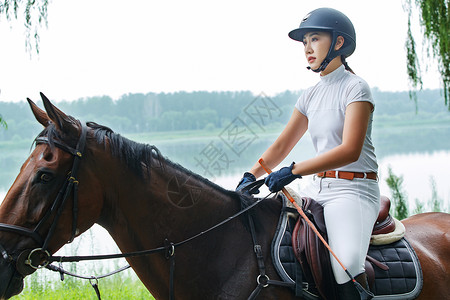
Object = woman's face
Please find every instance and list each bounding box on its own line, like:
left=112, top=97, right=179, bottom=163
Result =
left=302, top=31, right=332, bottom=70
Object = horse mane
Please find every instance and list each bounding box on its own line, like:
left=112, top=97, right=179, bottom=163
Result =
left=36, top=120, right=243, bottom=201
left=85, top=122, right=241, bottom=198
left=86, top=121, right=158, bottom=179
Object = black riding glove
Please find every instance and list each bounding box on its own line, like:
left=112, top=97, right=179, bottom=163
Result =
left=236, top=172, right=260, bottom=195
left=264, top=162, right=302, bottom=192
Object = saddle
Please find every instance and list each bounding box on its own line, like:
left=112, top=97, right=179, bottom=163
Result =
left=271, top=192, right=423, bottom=300
left=292, top=197, right=338, bottom=300
left=373, top=195, right=395, bottom=234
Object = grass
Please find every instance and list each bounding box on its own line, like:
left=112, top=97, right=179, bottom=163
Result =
left=12, top=269, right=154, bottom=300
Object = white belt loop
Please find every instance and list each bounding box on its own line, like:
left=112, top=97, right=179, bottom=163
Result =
left=363, top=172, right=367, bottom=179
left=335, top=170, right=339, bottom=179
left=318, top=176, right=324, bottom=193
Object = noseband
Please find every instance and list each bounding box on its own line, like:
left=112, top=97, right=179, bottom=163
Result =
left=0, top=124, right=87, bottom=274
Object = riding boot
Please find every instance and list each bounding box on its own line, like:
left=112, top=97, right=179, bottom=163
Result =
left=337, top=280, right=360, bottom=300
left=337, top=273, right=372, bottom=300
left=355, top=272, right=370, bottom=290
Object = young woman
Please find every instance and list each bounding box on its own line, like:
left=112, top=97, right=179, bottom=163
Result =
left=236, top=7, right=380, bottom=300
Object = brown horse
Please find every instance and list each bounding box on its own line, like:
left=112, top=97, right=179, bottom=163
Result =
left=0, top=94, right=448, bottom=300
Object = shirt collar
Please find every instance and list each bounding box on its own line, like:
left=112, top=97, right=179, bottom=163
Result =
left=320, top=64, right=346, bottom=85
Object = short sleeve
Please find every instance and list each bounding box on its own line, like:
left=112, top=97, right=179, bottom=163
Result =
left=345, top=78, right=374, bottom=111
left=295, top=88, right=312, bottom=116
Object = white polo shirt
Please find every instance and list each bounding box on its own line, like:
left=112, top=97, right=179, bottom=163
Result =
left=295, top=65, right=378, bottom=173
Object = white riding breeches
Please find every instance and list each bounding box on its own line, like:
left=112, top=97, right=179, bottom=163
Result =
left=299, top=175, right=380, bottom=284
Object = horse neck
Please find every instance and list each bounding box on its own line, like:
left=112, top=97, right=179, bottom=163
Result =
left=94, top=153, right=287, bottom=299
left=98, top=157, right=243, bottom=252
left=96, top=157, right=259, bottom=298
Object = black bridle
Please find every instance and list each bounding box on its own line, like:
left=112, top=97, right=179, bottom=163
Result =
left=0, top=123, right=88, bottom=274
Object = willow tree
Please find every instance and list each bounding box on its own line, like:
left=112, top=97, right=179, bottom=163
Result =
left=1, top=1, right=48, bottom=127
left=404, top=0, right=450, bottom=109
left=0, top=0, right=49, bottom=54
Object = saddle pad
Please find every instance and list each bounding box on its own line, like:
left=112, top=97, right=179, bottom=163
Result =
left=271, top=204, right=298, bottom=284
left=271, top=194, right=321, bottom=300
left=371, top=217, right=405, bottom=245
left=368, top=238, right=423, bottom=300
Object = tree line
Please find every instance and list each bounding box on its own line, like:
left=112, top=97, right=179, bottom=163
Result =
left=0, top=89, right=447, bottom=142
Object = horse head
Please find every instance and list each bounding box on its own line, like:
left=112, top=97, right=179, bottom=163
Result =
left=0, top=93, right=104, bottom=299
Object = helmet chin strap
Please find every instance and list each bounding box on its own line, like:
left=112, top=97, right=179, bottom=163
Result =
left=307, top=32, right=339, bottom=73
left=307, top=59, right=331, bottom=73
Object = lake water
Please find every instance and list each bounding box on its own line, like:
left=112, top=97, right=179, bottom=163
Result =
left=0, top=150, right=448, bottom=277
left=214, top=150, right=450, bottom=210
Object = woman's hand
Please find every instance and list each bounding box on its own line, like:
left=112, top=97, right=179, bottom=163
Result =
left=264, top=162, right=302, bottom=192
left=236, top=172, right=260, bottom=195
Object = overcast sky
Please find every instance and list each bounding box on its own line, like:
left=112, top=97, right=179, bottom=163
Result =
left=0, top=0, right=441, bottom=103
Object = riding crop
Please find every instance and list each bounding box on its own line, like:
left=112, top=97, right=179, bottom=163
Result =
left=258, top=158, right=374, bottom=300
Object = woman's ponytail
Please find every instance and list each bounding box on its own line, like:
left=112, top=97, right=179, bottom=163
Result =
left=342, top=56, right=355, bottom=74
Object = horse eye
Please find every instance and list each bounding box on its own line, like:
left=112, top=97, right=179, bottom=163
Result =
left=40, top=173, right=53, bottom=183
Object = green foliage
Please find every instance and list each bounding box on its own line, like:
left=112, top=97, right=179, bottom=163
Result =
left=0, top=0, right=49, bottom=54
left=2, top=89, right=448, bottom=143
left=386, top=170, right=448, bottom=217
left=404, top=0, right=450, bottom=109
left=404, top=9, right=422, bottom=86
left=386, top=166, right=409, bottom=220
left=12, top=270, right=153, bottom=300
left=413, top=198, right=425, bottom=214
left=0, top=114, right=6, bottom=129
left=428, top=176, right=444, bottom=212
left=0, top=91, right=299, bottom=140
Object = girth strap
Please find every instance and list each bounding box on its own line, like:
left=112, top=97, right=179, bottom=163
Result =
left=247, top=214, right=294, bottom=300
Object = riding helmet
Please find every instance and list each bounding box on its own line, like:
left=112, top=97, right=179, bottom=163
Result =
left=288, top=7, right=356, bottom=72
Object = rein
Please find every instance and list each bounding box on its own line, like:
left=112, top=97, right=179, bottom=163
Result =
left=48, top=185, right=269, bottom=264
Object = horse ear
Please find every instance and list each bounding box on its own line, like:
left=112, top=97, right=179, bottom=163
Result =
left=40, top=92, right=75, bottom=134
left=27, top=98, right=50, bottom=127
